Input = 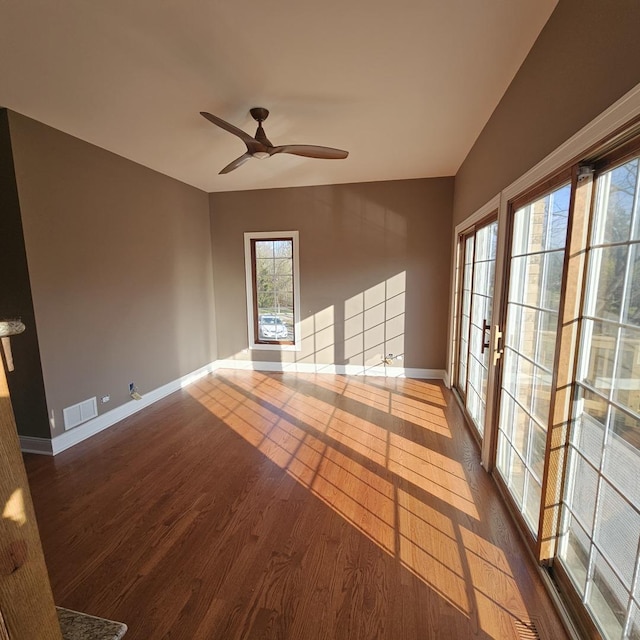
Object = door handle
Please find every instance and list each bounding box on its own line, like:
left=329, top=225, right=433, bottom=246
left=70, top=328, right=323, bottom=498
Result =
left=481, top=319, right=491, bottom=354
left=492, top=325, right=503, bottom=366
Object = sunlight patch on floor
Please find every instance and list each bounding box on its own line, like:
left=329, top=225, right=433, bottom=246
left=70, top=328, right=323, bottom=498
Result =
left=187, top=371, right=530, bottom=634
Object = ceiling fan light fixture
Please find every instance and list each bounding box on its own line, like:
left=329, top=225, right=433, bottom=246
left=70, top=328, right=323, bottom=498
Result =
left=200, top=108, right=348, bottom=174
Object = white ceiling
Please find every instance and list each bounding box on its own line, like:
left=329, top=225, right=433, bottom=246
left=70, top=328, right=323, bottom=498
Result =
left=0, top=0, right=557, bottom=193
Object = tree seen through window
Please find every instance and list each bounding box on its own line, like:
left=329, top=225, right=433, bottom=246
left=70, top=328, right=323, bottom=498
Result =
left=253, top=239, right=294, bottom=342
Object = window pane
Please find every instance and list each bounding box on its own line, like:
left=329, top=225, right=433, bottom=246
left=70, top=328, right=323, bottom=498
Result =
left=566, top=452, right=598, bottom=530
left=588, top=246, right=628, bottom=323
left=255, top=240, right=275, bottom=258
left=624, top=243, right=640, bottom=326
left=531, top=366, right=552, bottom=427
left=578, top=319, right=618, bottom=394
left=613, top=327, right=640, bottom=412
left=515, top=355, right=535, bottom=411
left=604, top=419, right=640, bottom=510
left=473, top=259, right=486, bottom=295
left=274, top=275, right=293, bottom=292
left=274, top=240, right=292, bottom=258
left=471, top=291, right=485, bottom=328
left=587, top=551, right=627, bottom=639
left=498, top=392, right=516, bottom=441
left=570, top=388, right=606, bottom=467
left=488, top=221, right=498, bottom=259
left=529, top=421, right=547, bottom=479
left=497, top=430, right=511, bottom=473
left=505, top=305, right=522, bottom=353
left=523, top=474, right=542, bottom=530
left=511, top=206, right=530, bottom=256
left=559, top=511, right=590, bottom=596
left=542, top=251, right=565, bottom=309
left=536, top=311, right=559, bottom=371
left=506, top=447, right=525, bottom=508
left=275, top=257, right=293, bottom=276
left=518, top=306, right=541, bottom=362
left=458, top=360, right=467, bottom=391
left=592, top=159, right=638, bottom=245
left=508, top=255, right=527, bottom=303
left=513, top=254, right=545, bottom=307
left=577, top=386, right=609, bottom=431
left=514, top=307, right=557, bottom=370
left=547, top=186, right=571, bottom=250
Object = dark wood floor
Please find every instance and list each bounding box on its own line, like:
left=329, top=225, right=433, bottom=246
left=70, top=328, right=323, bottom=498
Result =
left=24, top=371, right=569, bottom=639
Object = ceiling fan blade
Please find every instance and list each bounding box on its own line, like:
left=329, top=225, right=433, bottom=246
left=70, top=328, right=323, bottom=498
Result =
left=219, top=153, right=252, bottom=174
left=270, top=145, right=349, bottom=160
left=200, top=112, right=260, bottom=149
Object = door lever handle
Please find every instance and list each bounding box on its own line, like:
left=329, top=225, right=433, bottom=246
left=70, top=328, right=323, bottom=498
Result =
left=481, top=319, right=491, bottom=354
left=492, top=325, right=503, bottom=367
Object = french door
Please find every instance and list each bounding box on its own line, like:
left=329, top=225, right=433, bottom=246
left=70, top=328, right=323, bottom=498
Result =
left=455, top=217, right=498, bottom=440
left=495, top=181, right=571, bottom=535
left=453, top=131, right=640, bottom=639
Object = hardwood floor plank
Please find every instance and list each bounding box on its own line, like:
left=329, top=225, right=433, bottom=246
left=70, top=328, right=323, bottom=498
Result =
left=24, top=371, right=570, bottom=639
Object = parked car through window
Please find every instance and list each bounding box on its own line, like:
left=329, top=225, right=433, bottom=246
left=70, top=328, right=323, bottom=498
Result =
left=259, top=315, right=288, bottom=340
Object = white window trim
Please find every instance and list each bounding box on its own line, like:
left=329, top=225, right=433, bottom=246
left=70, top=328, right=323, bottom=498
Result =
left=244, top=230, right=301, bottom=351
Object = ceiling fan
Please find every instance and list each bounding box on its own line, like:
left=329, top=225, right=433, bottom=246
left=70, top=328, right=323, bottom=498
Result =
left=200, top=107, right=349, bottom=174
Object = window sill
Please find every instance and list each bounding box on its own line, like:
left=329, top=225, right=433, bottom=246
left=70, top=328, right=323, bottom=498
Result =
left=249, top=342, right=301, bottom=352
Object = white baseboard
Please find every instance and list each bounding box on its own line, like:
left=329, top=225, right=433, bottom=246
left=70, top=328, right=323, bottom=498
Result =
left=215, top=359, right=446, bottom=380
left=23, top=362, right=219, bottom=456
left=21, top=359, right=444, bottom=456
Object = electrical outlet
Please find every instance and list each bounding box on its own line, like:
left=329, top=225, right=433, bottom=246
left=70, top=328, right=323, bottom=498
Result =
left=128, top=382, right=135, bottom=394
left=101, top=395, right=110, bottom=404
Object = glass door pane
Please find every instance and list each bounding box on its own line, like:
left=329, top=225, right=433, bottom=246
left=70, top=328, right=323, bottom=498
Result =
left=467, top=221, right=497, bottom=436
left=455, top=220, right=498, bottom=438
left=496, top=183, right=571, bottom=536
left=558, top=155, right=640, bottom=640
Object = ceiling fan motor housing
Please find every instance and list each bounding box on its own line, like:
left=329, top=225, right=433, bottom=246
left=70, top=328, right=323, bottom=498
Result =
left=249, top=107, right=269, bottom=122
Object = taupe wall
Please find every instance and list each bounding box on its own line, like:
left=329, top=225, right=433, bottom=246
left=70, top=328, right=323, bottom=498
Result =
left=8, top=112, right=217, bottom=437
left=0, top=110, right=50, bottom=438
left=210, top=178, right=453, bottom=370
left=453, top=0, right=640, bottom=226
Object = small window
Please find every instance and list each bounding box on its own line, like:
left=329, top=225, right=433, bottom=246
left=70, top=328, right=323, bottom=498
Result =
left=244, top=231, right=300, bottom=350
